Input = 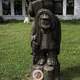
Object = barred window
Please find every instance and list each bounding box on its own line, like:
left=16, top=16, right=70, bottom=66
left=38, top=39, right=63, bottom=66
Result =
left=67, top=0, right=74, bottom=15
left=54, top=0, right=63, bottom=15
left=2, top=0, right=11, bottom=15
left=25, top=0, right=29, bottom=15
left=14, top=0, right=22, bottom=15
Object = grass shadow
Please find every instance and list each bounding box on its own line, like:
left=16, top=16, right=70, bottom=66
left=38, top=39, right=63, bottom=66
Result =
left=0, top=20, right=23, bottom=25
left=61, top=65, right=80, bottom=80
left=61, top=20, right=80, bottom=25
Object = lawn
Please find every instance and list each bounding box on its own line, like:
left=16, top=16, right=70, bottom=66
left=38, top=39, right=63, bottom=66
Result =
left=0, top=21, right=80, bottom=80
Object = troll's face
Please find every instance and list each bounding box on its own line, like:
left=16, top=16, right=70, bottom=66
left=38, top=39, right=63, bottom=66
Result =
left=39, top=13, right=51, bottom=29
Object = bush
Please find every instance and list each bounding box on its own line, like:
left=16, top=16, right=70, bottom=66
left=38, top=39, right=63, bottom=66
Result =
left=0, top=16, right=4, bottom=23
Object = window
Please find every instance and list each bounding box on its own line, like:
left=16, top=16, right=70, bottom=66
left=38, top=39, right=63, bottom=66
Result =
left=14, top=0, right=22, bottom=15
left=25, top=0, right=29, bottom=15
left=67, top=0, right=74, bottom=15
left=2, top=0, right=11, bottom=15
left=54, top=0, right=63, bottom=15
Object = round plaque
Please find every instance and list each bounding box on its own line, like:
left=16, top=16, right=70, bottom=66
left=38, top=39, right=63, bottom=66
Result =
left=32, top=70, right=43, bottom=80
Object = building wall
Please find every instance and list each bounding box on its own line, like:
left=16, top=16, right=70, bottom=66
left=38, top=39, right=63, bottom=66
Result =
left=0, top=0, right=26, bottom=20
left=61, top=0, right=80, bottom=20
left=0, top=0, right=80, bottom=20
left=74, top=0, right=80, bottom=19
left=0, top=0, right=2, bottom=16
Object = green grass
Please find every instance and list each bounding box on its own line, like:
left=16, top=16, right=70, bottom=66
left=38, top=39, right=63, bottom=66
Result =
left=60, top=21, right=80, bottom=80
left=0, top=22, right=32, bottom=80
left=0, top=21, right=80, bottom=80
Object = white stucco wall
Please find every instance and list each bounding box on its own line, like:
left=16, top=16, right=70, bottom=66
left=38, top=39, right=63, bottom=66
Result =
left=2, top=15, right=25, bottom=20
left=63, top=0, right=67, bottom=16
left=0, top=0, right=2, bottom=16
left=74, top=0, right=80, bottom=19
left=10, top=0, right=14, bottom=16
